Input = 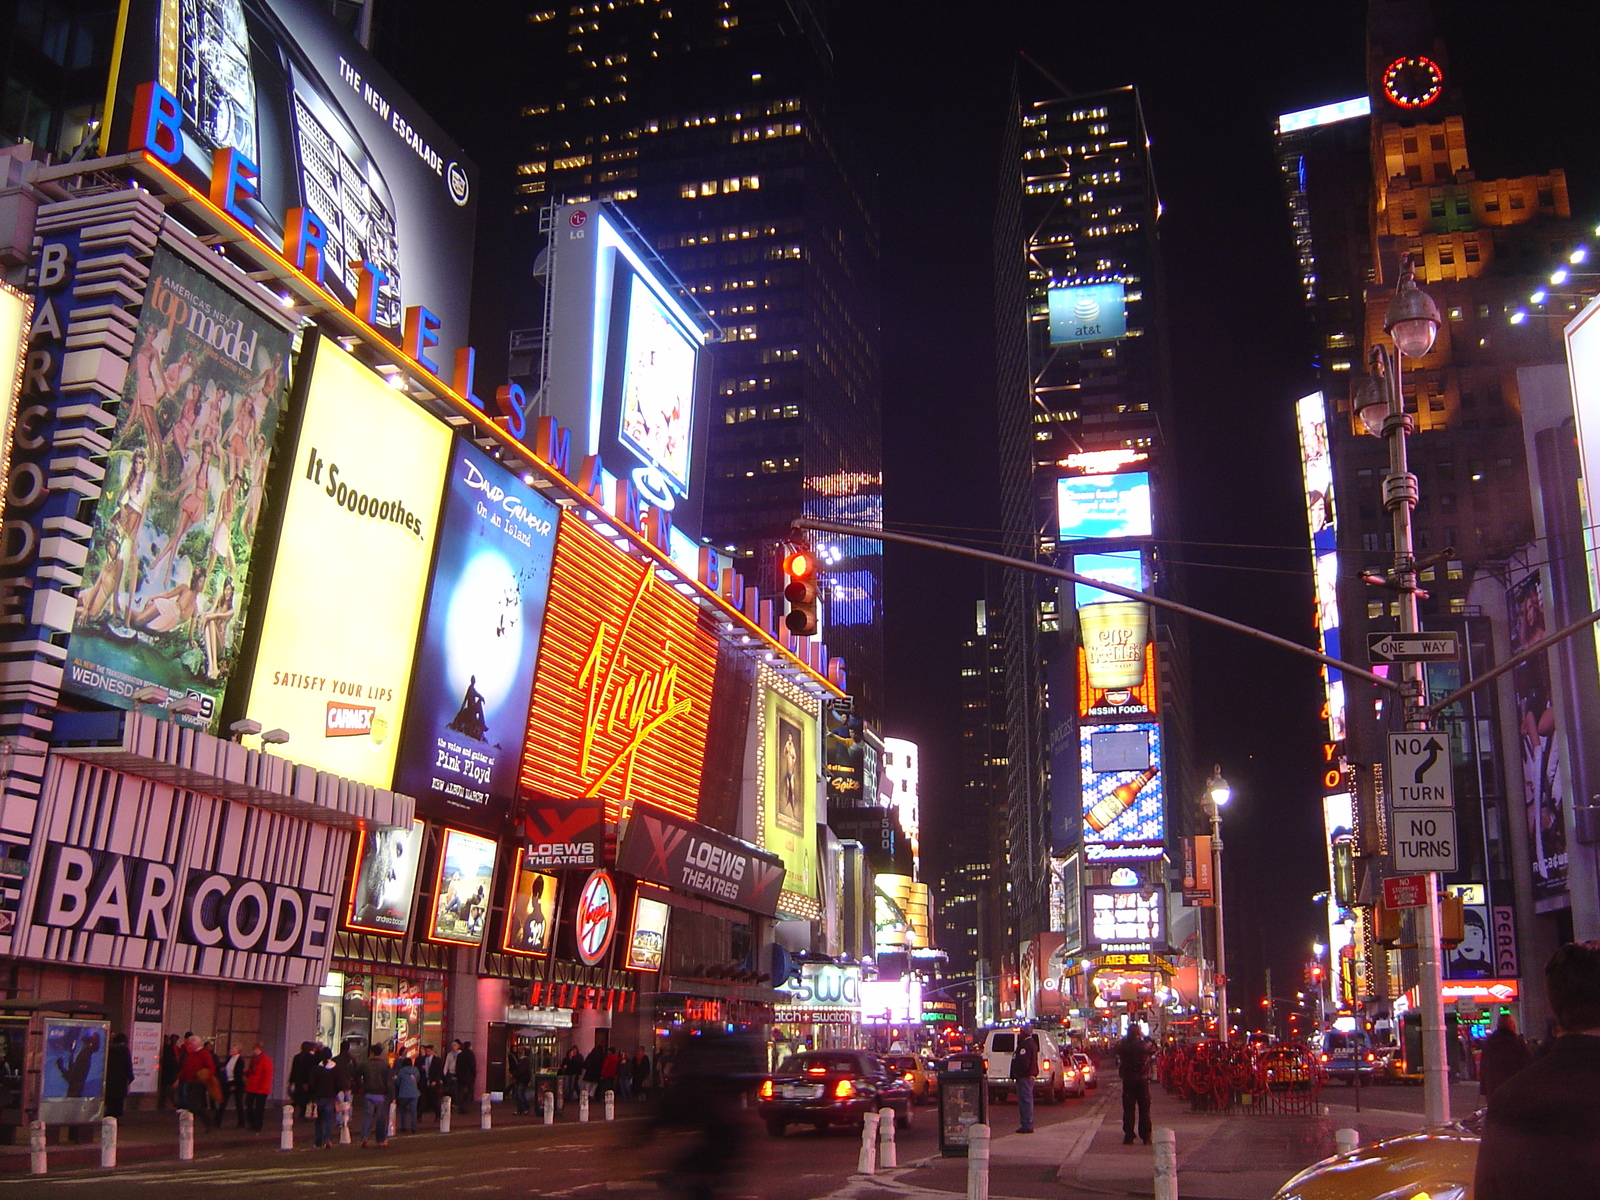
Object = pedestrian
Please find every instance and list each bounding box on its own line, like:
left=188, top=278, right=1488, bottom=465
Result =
left=1478, top=1013, right=1532, bottom=1100
left=582, top=1041, right=606, bottom=1099
left=415, top=1044, right=442, bottom=1122
left=394, top=1054, right=421, bottom=1133
left=157, top=1033, right=181, bottom=1109
left=1476, top=942, right=1600, bottom=1198
left=509, top=1046, right=531, bottom=1115
left=244, top=1041, right=273, bottom=1132
left=1010, top=1024, right=1039, bottom=1134
left=105, top=1032, right=133, bottom=1120
left=1114, top=1021, right=1153, bottom=1146
left=288, top=1040, right=318, bottom=1119
left=358, top=1044, right=393, bottom=1148
left=216, top=1043, right=244, bottom=1128
left=310, top=1047, right=347, bottom=1149
left=600, top=1044, right=621, bottom=1099
left=562, top=1045, right=585, bottom=1102
left=176, top=1034, right=217, bottom=1129
left=632, top=1049, right=651, bottom=1101
left=443, top=1039, right=461, bottom=1108
left=457, top=1040, right=478, bottom=1108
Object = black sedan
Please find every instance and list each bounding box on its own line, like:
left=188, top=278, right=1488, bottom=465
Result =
left=757, top=1050, right=915, bottom=1137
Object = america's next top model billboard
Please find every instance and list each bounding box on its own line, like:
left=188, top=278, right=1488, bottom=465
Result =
left=101, top=0, right=478, bottom=364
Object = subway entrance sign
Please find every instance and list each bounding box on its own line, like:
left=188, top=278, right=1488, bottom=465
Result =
left=1388, top=732, right=1453, bottom=809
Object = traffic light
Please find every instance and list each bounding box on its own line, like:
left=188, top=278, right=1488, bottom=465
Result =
left=783, top=547, right=818, bottom=635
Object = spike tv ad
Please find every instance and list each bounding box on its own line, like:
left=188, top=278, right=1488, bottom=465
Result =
left=64, top=245, right=291, bottom=731
left=395, top=440, right=560, bottom=831
left=100, top=0, right=477, bottom=362
left=242, top=338, right=450, bottom=786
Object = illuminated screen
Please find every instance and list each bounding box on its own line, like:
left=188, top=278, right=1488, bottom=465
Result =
left=624, top=895, right=671, bottom=972
left=859, top=978, right=923, bottom=1023
left=1057, top=472, right=1152, bottom=541
left=430, top=827, right=497, bottom=946
left=394, top=440, right=560, bottom=831
left=1081, top=721, right=1164, bottom=859
left=243, top=338, right=451, bottom=785
left=761, top=680, right=820, bottom=906
left=1277, top=96, right=1371, bottom=133
left=1077, top=643, right=1159, bottom=722
left=617, top=273, right=696, bottom=495
left=1568, top=301, right=1600, bottom=645
left=63, top=246, right=291, bottom=731
left=1072, top=550, right=1145, bottom=607
left=519, top=510, right=719, bottom=825
left=1047, top=282, right=1127, bottom=345
left=346, top=819, right=425, bottom=935
left=874, top=873, right=930, bottom=949
left=502, top=862, right=559, bottom=956
left=1085, top=887, right=1165, bottom=949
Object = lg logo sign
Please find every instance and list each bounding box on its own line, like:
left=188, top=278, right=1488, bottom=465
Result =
left=34, top=844, right=335, bottom=961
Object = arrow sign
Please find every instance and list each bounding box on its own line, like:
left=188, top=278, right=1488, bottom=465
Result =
left=1367, top=631, right=1460, bottom=663
left=1389, top=732, right=1454, bottom=809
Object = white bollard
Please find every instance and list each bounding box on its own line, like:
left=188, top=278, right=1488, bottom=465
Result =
left=177, top=1109, right=195, bottom=1161
left=29, top=1119, right=47, bottom=1175
left=857, top=1113, right=878, bottom=1175
left=481, top=1093, right=492, bottom=1130
left=389, top=1101, right=398, bottom=1139
left=1336, top=1127, right=1360, bottom=1155
left=966, top=1123, right=990, bottom=1200
left=100, top=1116, right=117, bottom=1169
left=439, top=1096, right=452, bottom=1133
left=556, top=1086, right=566, bottom=1113
left=1154, top=1127, right=1178, bottom=1200
left=878, top=1107, right=897, bottom=1169
left=578, top=1092, right=589, bottom=1123
left=280, top=1103, right=294, bottom=1151
left=542, top=1091, right=555, bottom=1125
left=603, top=1091, right=615, bottom=1122
left=339, top=1099, right=352, bottom=1144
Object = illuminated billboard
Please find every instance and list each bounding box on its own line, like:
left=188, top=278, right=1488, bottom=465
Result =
left=1276, top=96, right=1371, bottom=134
left=394, top=441, right=560, bottom=831
left=874, top=873, right=931, bottom=950
left=100, top=0, right=478, bottom=362
left=519, top=510, right=719, bottom=825
left=1057, top=471, right=1152, bottom=541
left=1569, top=297, right=1600, bottom=653
left=1296, top=392, right=1346, bottom=741
left=616, top=274, right=696, bottom=497
left=1047, top=282, right=1127, bottom=345
left=346, top=819, right=425, bottom=936
left=63, top=246, right=292, bottom=730
left=882, top=738, right=920, bottom=873
left=1078, top=643, right=1158, bottom=723
left=0, top=281, right=32, bottom=528
left=624, top=894, right=671, bottom=972
left=1079, top=601, right=1150, bottom=691
left=1081, top=722, right=1165, bottom=861
left=429, top=827, right=496, bottom=946
left=1072, top=549, right=1145, bottom=607
left=243, top=337, right=451, bottom=785
left=760, top=676, right=820, bottom=911
left=502, top=862, right=558, bottom=957
left=823, top=704, right=866, bottom=807
left=1084, top=886, right=1166, bottom=950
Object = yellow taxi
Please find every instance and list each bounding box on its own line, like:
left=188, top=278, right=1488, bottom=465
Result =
left=883, top=1053, right=936, bottom=1104
left=1272, top=1118, right=1480, bottom=1200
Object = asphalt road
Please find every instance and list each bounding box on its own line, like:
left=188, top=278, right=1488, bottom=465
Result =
left=2, top=1090, right=1098, bottom=1199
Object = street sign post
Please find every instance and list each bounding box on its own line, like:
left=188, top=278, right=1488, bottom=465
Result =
left=1388, top=732, right=1454, bottom=809
left=1383, top=874, right=1428, bottom=909
left=1368, top=631, right=1460, bottom=663
left=1391, top=808, right=1458, bottom=873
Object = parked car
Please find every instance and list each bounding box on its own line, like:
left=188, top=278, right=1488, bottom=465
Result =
left=757, top=1050, right=915, bottom=1137
left=1272, top=1116, right=1480, bottom=1199
left=882, top=1053, right=936, bottom=1103
left=1071, top=1051, right=1098, bottom=1089
left=981, top=1027, right=1081, bottom=1103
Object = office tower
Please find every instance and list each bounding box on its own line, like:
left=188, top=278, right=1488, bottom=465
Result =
left=0, top=0, right=120, bottom=159
left=504, top=0, right=884, bottom=717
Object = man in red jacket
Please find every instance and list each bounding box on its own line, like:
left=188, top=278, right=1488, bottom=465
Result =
left=244, top=1043, right=274, bottom=1132
left=175, top=1035, right=217, bottom=1130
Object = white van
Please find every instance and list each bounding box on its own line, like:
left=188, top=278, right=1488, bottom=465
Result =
left=981, top=1027, right=1083, bottom=1102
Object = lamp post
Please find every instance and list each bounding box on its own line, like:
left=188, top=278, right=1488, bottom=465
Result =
left=1352, top=251, right=1449, bottom=1125
left=1202, top=765, right=1231, bottom=1044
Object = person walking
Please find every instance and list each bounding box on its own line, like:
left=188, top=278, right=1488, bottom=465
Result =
left=1115, top=1022, right=1153, bottom=1145
left=1476, top=942, right=1600, bottom=1198
left=105, top=1032, right=134, bottom=1120
left=632, top=1049, right=651, bottom=1102
left=457, top=1040, right=478, bottom=1109
left=582, top=1041, right=607, bottom=1100
left=1478, top=1013, right=1532, bottom=1100
left=415, top=1044, right=442, bottom=1123
left=393, top=1054, right=421, bottom=1133
left=600, top=1045, right=622, bottom=1100
left=176, top=1035, right=217, bottom=1129
left=358, top=1044, right=393, bottom=1148
left=443, top=1040, right=461, bottom=1108
left=157, top=1033, right=181, bottom=1110
left=244, top=1041, right=273, bottom=1132
left=216, top=1043, right=244, bottom=1128
left=1010, top=1025, right=1039, bottom=1134
left=288, top=1041, right=318, bottom=1119
left=508, top=1047, right=531, bottom=1115
left=310, top=1047, right=347, bottom=1149
left=562, top=1045, right=585, bottom=1102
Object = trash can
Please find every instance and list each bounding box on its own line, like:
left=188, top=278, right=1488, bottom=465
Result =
left=937, top=1052, right=988, bottom=1157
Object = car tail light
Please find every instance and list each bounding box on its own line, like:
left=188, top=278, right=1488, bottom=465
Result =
left=982, top=1059, right=989, bottom=1070
left=834, top=1079, right=856, bottom=1099
left=759, top=1080, right=774, bottom=1099
left=1319, top=1054, right=1329, bottom=1063
left=807, top=1066, right=827, bottom=1075
left=1366, top=1053, right=1375, bottom=1062
left=904, top=1072, right=915, bottom=1081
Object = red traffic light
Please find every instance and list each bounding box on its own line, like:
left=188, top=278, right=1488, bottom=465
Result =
left=782, top=547, right=819, bottom=635
left=783, top=550, right=814, bottom=579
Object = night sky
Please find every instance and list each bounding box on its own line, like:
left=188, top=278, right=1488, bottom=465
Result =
left=393, top=1, right=1600, bottom=1021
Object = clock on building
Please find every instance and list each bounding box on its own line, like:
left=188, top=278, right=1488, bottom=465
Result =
left=1382, top=55, right=1444, bottom=109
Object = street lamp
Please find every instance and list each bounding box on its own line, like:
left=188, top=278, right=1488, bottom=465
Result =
left=1353, top=251, right=1450, bottom=1126
left=1202, top=764, right=1231, bottom=1044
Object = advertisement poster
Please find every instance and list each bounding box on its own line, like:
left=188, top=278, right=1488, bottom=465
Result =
left=63, top=246, right=290, bottom=730
left=101, top=0, right=478, bottom=363
left=130, top=977, right=164, bottom=1093
left=244, top=338, right=450, bottom=786
left=0, top=281, right=32, bottom=527
left=1047, top=281, right=1127, bottom=345
left=762, top=683, right=819, bottom=906
left=41, top=1019, right=107, bottom=1123
left=503, top=862, right=558, bottom=956
left=624, top=894, right=671, bottom=972
left=1508, top=571, right=1568, bottom=909
left=430, top=828, right=496, bottom=946
left=395, top=441, right=560, bottom=830
left=1445, top=903, right=1493, bottom=979
left=346, top=819, right=426, bottom=936
left=1057, top=472, right=1152, bottom=541
left=614, top=803, right=785, bottom=916
left=1080, top=722, right=1165, bottom=860
left=823, top=704, right=866, bottom=808
left=618, top=274, right=696, bottom=496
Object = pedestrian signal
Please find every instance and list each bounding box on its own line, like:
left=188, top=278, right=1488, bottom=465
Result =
left=783, top=548, right=818, bottom=635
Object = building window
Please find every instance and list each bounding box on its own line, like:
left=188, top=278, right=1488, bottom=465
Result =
left=1464, top=241, right=1480, bottom=263
left=1446, top=560, right=1464, bottom=581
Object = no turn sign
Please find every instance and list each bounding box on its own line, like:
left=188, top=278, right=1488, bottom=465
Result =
left=1388, top=732, right=1454, bottom=809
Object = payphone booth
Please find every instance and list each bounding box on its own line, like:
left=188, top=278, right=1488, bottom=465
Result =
left=0, top=1000, right=111, bottom=1141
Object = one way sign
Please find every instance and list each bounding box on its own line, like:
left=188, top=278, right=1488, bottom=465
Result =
left=1388, top=732, right=1454, bottom=810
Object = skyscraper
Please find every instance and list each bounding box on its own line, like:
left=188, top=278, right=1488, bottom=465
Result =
left=503, top=0, right=884, bottom=717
